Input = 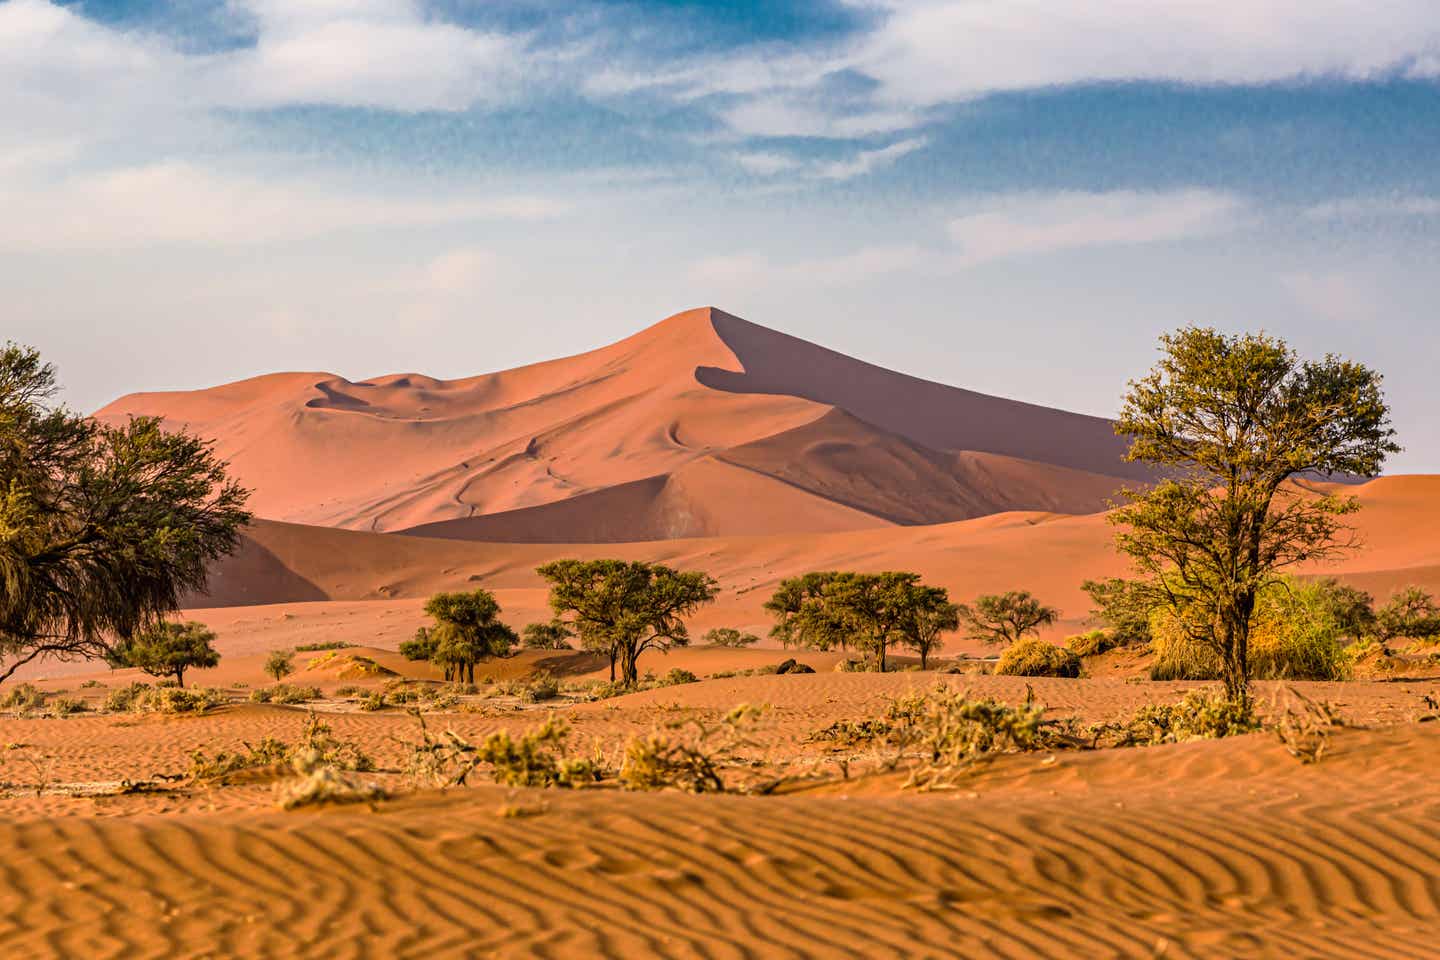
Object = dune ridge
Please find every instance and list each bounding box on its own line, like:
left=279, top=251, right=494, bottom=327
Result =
left=96, top=307, right=1150, bottom=537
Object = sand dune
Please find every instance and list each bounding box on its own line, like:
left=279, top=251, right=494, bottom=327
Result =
left=96, top=307, right=1148, bottom=537
left=1, top=679, right=1437, bottom=958
left=184, top=476, right=1440, bottom=651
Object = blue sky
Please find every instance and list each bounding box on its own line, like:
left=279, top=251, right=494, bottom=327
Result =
left=5, top=0, right=1440, bottom=470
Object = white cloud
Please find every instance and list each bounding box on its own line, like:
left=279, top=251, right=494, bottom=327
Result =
left=0, top=162, right=567, bottom=251
left=946, top=190, right=1245, bottom=265
left=817, top=137, right=926, bottom=181
left=735, top=152, right=803, bottom=176
left=853, top=0, right=1440, bottom=106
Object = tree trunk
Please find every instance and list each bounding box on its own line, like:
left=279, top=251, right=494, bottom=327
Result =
left=175, top=667, right=185, bottom=688
left=920, top=647, right=929, bottom=671
left=609, top=648, right=617, bottom=683
left=878, top=637, right=887, bottom=673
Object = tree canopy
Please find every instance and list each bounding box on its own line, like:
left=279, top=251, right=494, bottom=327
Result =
left=766, top=571, right=956, bottom=671
left=956, top=591, right=1058, bottom=646
left=107, top=620, right=220, bottom=687
left=537, top=559, right=717, bottom=685
left=521, top=620, right=574, bottom=650
left=1109, top=327, right=1397, bottom=701
left=0, top=343, right=251, bottom=684
left=421, top=589, right=516, bottom=684
left=702, top=627, right=760, bottom=648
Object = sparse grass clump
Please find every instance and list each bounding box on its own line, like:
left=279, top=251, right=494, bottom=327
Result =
left=250, top=684, right=322, bottom=705
left=1271, top=687, right=1347, bottom=763
left=106, top=685, right=227, bottom=714
left=887, top=685, right=1050, bottom=788
left=406, top=713, right=600, bottom=790
left=359, top=691, right=388, bottom=711
left=1126, top=690, right=1260, bottom=744
left=334, top=685, right=364, bottom=698
left=277, top=755, right=386, bottom=810
left=995, top=639, right=1081, bottom=678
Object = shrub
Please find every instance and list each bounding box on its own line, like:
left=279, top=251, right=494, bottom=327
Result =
left=660, top=668, right=698, bottom=686
left=1127, top=690, right=1260, bottom=744
left=886, top=685, right=1050, bottom=788
left=277, top=752, right=385, bottom=810
left=294, top=641, right=354, bottom=652
left=49, top=697, right=87, bottom=717
left=1150, top=579, right=1351, bottom=682
left=1271, top=687, right=1346, bottom=764
left=359, top=692, right=387, bottom=711
left=618, top=705, right=764, bottom=794
left=334, top=685, right=364, bottom=698
left=0, top=683, right=45, bottom=715
left=995, top=639, right=1081, bottom=678
left=476, top=717, right=600, bottom=788
left=1065, top=630, right=1119, bottom=657
left=249, top=684, right=321, bottom=705
left=519, top=673, right=561, bottom=704
left=143, top=686, right=228, bottom=713
left=103, top=683, right=150, bottom=712
left=520, top=621, right=573, bottom=650
left=79, top=679, right=103, bottom=689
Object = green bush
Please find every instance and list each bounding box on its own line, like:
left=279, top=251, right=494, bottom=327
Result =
left=519, top=674, right=561, bottom=704
left=1150, top=578, right=1350, bottom=682
left=359, top=691, right=387, bottom=711
left=660, top=668, right=698, bottom=686
left=0, top=683, right=46, bottom=715
left=249, top=684, right=322, bottom=705
left=1127, top=690, right=1260, bottom=744
left=294, top=641, right=354, bottom=652
left=994, top=639, right=1081, bottom=678
left=49, top=696, right=87, bottom=717
left=1065, top=630, right=1119, bottom=657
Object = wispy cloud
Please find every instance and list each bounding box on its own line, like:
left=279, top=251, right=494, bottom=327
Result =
left=946, top=190, right=1245, bottom=265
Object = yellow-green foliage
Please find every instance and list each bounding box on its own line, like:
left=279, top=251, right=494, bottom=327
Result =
left=112, top=685, right=228, bottom=714
left=1065, top=630, right=1119, bottom=657
left=995, top=638, right=1081, bottom=678
left=1150, top=578, right=1351, bottom=682
left=1127, top=690, right=1260, bottom=744
left=618, top=704, right=763, bottom=793
left=0, top=683, right=46, bottom=715
left=518, top=673, right=560, bottom=704
left=885, top=685, right=1049, bottom=788
left=48, top=696, right=87, bottom=717
left=250, top=684, right=322, bottom=704
left=477, top=716, right=599, bottom=788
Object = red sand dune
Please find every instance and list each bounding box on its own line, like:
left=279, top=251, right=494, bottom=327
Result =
left=183, top=476, right=1440, bottom=650
left=97, top=307, right=1146, bottom=537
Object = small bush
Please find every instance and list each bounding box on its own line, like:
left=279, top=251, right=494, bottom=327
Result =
left=334, top=685, right=364, bottom=697
left=1066, top=630, right=1119, bottom=657
left=660, top=668, right=698, bottom=686
left=1127, top=690, right=1260, bottom=744
left=886, top=685, right=1050, bottom=788
left=0, top=683, right=45, bottom=715
left=478, top=717, right=600, bottom=788
left=835, top=658, right=869, bottom=673
left=79, top=679, right=103, bottom=689
left=294, top=641, right=355, bottom=652
left=359, top=691, right=387, bottom=711
left=249, top=684, right=322, bottom=705
left=111, top=685, right=226, bottom=714
left=1271, top=687, right=1346, bottom=764
left=618, top=705, right=764, bottom=794
left=277, top=752, right=385, bottom=810
left=103, top=683, right=149, bottom=712
left=49, top=697, right=87, bottom=717
left=995, top=639, right=1081, bottom=678
left=519, top=673, right=561, bottom=704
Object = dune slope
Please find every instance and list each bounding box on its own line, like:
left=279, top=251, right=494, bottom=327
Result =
left=96, top=307, right=1147, bottom=536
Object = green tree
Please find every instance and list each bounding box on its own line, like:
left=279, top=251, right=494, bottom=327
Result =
left=0, top=344, right=251, bottom=685
left=764, top=572, right=849, bottom=652
left=1080, top=577, right=1155, bottom=644
left=422, top=590, right=516, bottom=684
left=1309, top=578, right=1377, bottom=643
left=521, top=620, right=573, bottom=650
left=956, top=591, right=1059, bottom=647
left=1375, top=586, right=1440, bottom=643
left=1111, top=328, right=1397, bottom=702
left=108, top=620, right=220, bottom=687
left=399, top=627, right=437, bottom=662
left=702, top=627, right=760, bottom=648
left=895, top=587, right=959, bottom=670
left=264, top=649, right=295, bottom=684
left=537, top=559, right=717, bottom=685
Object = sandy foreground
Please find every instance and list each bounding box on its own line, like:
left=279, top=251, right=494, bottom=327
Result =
left=2, top=655, right=1439, bottom=959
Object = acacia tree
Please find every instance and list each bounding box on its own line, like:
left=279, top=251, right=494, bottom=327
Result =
left=703, top=627, right=759, bottom=648
left=895, top=586, right=959, bottom=670
left=1080, top=578, right=1156, bottom=644
left=422, top=590, right=516, bottom=684
left=1110, top=328, right=1396, bottom=702
left=956, top=591, right=1058, bottom=646
left=0, top=344, right=252, bottom=685
left=1375, top=586, right=1440, bottom=643
left=264, top=649, right=295, bottom=684
left=108, top=620, right=220, bottom=687
left=521, top=620, right=573, bottom=650
left=537, top=559, right=717, bottom=684
left=764, top=572, right=849, bottom=652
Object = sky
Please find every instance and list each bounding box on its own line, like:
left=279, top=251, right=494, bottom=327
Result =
left=5, top=0, right=1440, bottom=471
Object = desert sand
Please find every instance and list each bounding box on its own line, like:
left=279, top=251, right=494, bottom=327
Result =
left=6, top=308, right=1440, bottom=958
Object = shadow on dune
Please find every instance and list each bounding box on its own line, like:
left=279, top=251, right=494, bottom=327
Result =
left=184, top=535, right=329, bottom=608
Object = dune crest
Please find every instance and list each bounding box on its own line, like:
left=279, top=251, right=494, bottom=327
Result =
left=96, top=307, right=1149, bottom=536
